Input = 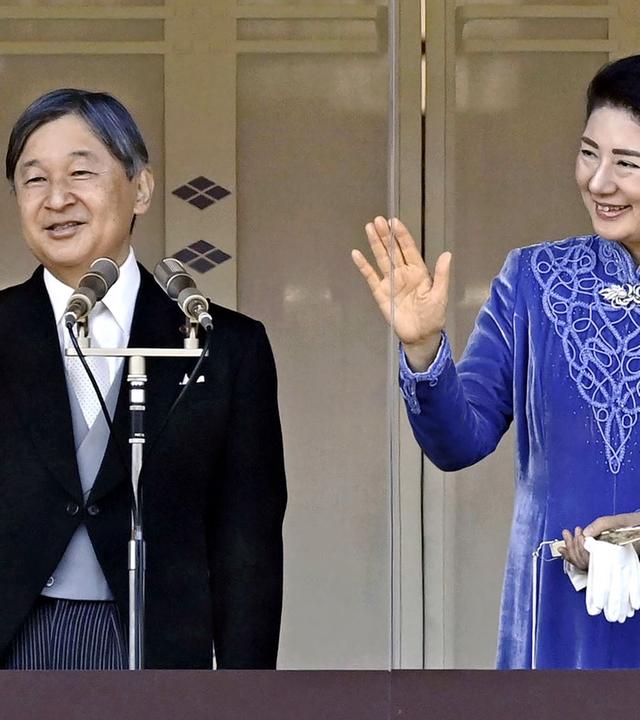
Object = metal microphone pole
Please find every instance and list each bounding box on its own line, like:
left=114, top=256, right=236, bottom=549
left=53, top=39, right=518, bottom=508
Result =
left=66, top=325, right=204, bottom=671
left=127, top=355, right=146, bottom=670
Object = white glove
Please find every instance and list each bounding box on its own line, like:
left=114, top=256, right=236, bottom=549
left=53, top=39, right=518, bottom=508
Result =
left=585, top=537, right=640, bottom=623
left=585, top=537, right=618, bottom=619
left=627, top=542, right=640, bottom=611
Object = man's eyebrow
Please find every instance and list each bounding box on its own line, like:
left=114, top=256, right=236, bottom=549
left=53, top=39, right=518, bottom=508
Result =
left=69, top=149, right=99, bottom=161
left=18, top=159, right=40, bottom=171
left=581, top=136, right=598, bottom=149
left=19, top=149, right=100, bottom=172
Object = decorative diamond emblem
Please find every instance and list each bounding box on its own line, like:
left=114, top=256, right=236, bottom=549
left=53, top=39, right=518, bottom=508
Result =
left=172, top=176, right=232, bottom=209
left=173, top=240, right=232, bottom=274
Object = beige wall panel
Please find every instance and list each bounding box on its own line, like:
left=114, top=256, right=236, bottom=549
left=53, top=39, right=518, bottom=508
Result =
left=164, top=0, right=237, bottom=310
left=0, top=55, right=164, bottom=287
left=0, top=21, right=163, bottom=42
left=0, top=1, right=163, bottom=6
left=237, top=52, right=391, bottom=669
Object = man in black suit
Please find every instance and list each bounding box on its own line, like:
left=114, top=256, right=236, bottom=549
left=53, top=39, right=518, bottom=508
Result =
left=0, top=89, right=286, bottom=669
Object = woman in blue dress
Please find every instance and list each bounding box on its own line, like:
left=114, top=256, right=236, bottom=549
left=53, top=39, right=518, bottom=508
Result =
left=353, top=54, right=640, bottom=669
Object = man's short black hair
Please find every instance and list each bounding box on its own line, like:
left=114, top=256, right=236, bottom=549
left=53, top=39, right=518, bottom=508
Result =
left=586, top=54, right=640, bottom=124
left=5, top=88, right=149, bottom=186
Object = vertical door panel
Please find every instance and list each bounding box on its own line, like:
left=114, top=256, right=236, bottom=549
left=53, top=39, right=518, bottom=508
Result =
left=237, top=47, right=392, bottom=669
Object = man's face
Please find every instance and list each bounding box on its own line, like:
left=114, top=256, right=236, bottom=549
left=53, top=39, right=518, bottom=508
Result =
left=13, top=113, right=153, bottom=286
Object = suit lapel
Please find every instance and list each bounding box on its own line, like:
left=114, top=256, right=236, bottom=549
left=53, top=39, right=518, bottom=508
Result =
left=0, top=268, right=82, bottom=502
left=90, top=266, right=193, bottom=503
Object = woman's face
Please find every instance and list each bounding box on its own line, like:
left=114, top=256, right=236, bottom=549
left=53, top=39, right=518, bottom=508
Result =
left=576, top=105, right=640, bottom=260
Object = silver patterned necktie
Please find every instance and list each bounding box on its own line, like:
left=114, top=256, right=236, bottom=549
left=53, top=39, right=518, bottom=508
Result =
left=64, top=304, right=114, bottom=428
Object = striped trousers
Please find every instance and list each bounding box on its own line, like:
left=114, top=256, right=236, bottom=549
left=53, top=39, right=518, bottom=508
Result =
left=1, top=596, right=127, bottom=670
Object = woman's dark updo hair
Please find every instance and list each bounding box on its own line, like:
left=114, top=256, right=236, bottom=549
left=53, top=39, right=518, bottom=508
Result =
left=586, top=54, right=640, bottom=123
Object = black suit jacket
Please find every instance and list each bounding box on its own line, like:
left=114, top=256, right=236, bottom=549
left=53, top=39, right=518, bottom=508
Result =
left=0, top=265, right=287, bottom=668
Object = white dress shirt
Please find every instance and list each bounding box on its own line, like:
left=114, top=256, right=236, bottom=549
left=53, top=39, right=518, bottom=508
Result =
left=44, top=246, right=140, bottom=382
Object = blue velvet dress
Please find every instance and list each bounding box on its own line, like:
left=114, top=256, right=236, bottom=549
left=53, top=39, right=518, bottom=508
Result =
left=400, top=234, right=640, bottom=669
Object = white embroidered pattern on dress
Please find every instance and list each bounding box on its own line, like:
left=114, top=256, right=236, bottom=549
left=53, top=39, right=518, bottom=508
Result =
left=532, top=236, right=640, bottom=474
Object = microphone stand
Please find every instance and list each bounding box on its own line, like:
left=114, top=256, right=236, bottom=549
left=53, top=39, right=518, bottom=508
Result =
left=66, top=321, right=204, bottom=670
left=128, top=355, right=146, bottom=670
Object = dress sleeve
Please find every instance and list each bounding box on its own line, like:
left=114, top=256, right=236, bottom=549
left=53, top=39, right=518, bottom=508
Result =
left=402, top=248, right=521, bottom=471
left=399, top=333, right=451, bottom=415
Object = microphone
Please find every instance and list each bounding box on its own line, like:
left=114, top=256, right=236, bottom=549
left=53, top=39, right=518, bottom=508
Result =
left=63, top=257, right=120, bottom=327
left=154, top=258, right=213, bottom=331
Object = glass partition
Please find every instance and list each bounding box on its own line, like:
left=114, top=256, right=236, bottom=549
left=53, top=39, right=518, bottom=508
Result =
left=0, top=0, right=394, bottom=670
left=4, top=0, right=638, bottom=677
left=406, top=0, right=622, bottom=669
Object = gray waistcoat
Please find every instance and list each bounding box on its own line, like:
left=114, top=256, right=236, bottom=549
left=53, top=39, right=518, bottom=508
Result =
left=42, top=369, right=122, bottom=600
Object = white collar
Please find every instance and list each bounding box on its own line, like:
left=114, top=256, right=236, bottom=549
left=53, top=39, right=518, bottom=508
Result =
left=43, top=247, right=140, bottom=336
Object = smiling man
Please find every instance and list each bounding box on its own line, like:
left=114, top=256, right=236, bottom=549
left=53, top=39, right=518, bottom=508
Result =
left=14, top=113, right=152, bottom=283
left=0, top=89, right=286, bottom=670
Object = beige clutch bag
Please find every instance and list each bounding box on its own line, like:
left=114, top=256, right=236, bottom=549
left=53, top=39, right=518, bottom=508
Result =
left=551, top=526, right=640, bottom=556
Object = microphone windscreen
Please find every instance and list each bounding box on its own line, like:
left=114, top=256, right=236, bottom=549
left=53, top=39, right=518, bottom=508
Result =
left=89, top=257, right=119, bottom=289
left=81, top=257, right=120, bottom=301
left=154, top=258, right=195, bottom=300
